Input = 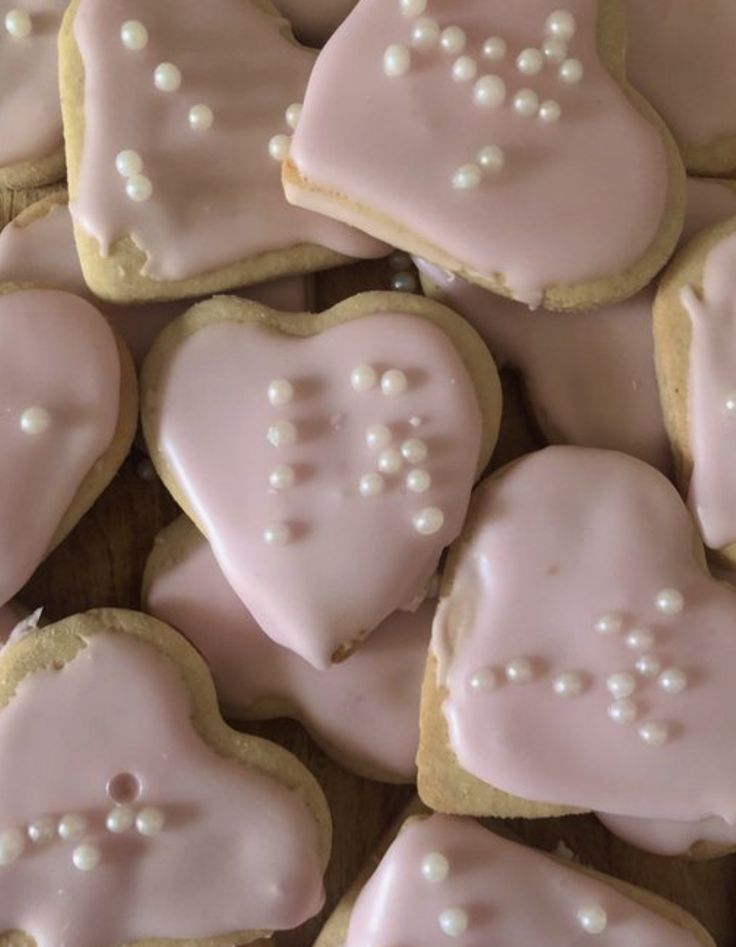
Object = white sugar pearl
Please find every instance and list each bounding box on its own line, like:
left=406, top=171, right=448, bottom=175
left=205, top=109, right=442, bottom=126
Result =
left=517, top=47, right=544, bottom=75
left=366, top=424, right=392, bottom=450
left=269, top=134, right=291, bottom=161
left=723, top=391, right=736, bottom=417
left=269, top=465, right=296, bottom=491
left=542, top=36, right=567, bottom=63
left=413, top=507, right=444, bottom=536
left=381, top=369, right=408, bottom=396
left=625, top=627, right=655, bottom=652
left=263, top=523, right=291, bottom=546
left=391, top=271, right=418, bottom=293
left=473, top=75, right=506, bottom=108
left=0, top=829, right=24, bottom=866
left=539, top=99, right=562, bottom=123
left=440, top=26, right=466, bottom=55
left=58, top=813, right=88, bottom=842
left=594, top=611, right=623, bottom=635
left=411, top=17, right=440, bottom=50
left=126, top=174, right=153, bottom=202
left=608, top=699, right=638, bottom=725
left=27, top=817, right=55, bottom=844
left=546, top=10, right=577, bottom=41
left=20, top=406, right=50, bottom=435
left=438, top=908, right=468, bottom=937
left=285, top=102, right=302, bottom=129
left=389, top=250, right=412, bottom=270
left=635, top=653, right=661, bottom=678
left=401, top=438, right=428, bottom=463
left=121, top=19, right=148, bottom=50
left=477, top=145, right=505, bottom=173
left=452, top=163, right=481, bottom=190
left=577, top=904, right=607, bottom=935
left=5, top=9, right=31, bottom=37
left=360, top=473, right=385, bottom=497
left=482, top=36, right=506, bottom=61
left=469, top=667, right=498, bottom=691
left=384, top=43, right=411, bottom=76
left=606, top=672, right=636, bottom=699
left=115, top=149, right=143, bottom=177
left=513, top=89, right=539, bottom=118
left=188, top=104, right=214, bottom=131
left=378, top=449, right=403, bottom=474
left=267, top=420, right=297, bottom=448
left=421, top=852, right=449, bottom=882
left=136, top=807, right=165, bottom=836
left=406, top=468, right=431, bottom=493
left=267, top=379, right=294, bottom=406
left=351, top=364, right=377, bottom=391
left=73, top=843, right=101, bottom=871
left=154, top=62, right=181, bottom=92
left=638, top=720, right=669, bottom=747
left=506, top=657, right=534, bottom=684
left=655, top=588, right=684, bottom=616
left=106, top=806, right=135, bottom=834
left=452, top=56, right=477, bottom=82
left=559, top=58, right=583, bottom=84
left=552, top=671, right=584, bottom=698
left=659, top=668, right=687, bottom=695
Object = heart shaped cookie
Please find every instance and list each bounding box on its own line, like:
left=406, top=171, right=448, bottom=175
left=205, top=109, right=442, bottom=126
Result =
left=142, top=292, right=500, bottom=668
left=0, top=288, right=137, bottom=608
left=0, top=608, right=330, bottom=947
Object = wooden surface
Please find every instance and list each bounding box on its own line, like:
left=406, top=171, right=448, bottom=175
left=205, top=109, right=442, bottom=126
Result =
left=3, top=183, right=735, bottom=947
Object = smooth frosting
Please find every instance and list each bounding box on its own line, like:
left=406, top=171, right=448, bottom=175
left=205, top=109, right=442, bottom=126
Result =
left=71, top=0, right=385, bottom=281
left=145, top=520, right=429, bottom=780
left=0, top=630, right=325, bottom=947
left=150, top=312, right=482, bottom=668
left=0, top=290, right=120, bottom=608
left=274, top=0, right=357, bottom=46
left=432, top=446, right=736, bottom=821
left=289, top=0, right=671, bottom=306
left=597, top=811, right=736, bottom=858
left=0, top=0, right=66, bottom=167
left=345, top=814, right=701, bottom=947
left=0, top=200, right=309, bottom=367
left=626, top=0, right=736, bottom=149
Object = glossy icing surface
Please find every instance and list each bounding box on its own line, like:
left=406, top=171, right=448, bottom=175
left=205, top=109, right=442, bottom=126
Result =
left=290, top=0, right=671, bottom=305
left=433, top=447, right=736, bottom=821
left=345, top=814, right=700, bottom=946
left=274, top=0, right=357, bottom=46
left=72, top=0, right=385, bottom=281
left=0, top=290, right=120, bottom=608
left=598, top=811, right=736, bottom=858
left=145, top=522, right=429, bottom=780
left=150, top=312, right=482, bottom=669
left=0, top=0, right=66, bottom=166
left=0, top=630, right=325, bottom=947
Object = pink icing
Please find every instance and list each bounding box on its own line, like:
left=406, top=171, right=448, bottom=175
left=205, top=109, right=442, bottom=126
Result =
left=597, top=811, right=736, bottom=858
left=0, top=629, right=325, bottom=947
left=345, top=814, right=701, bottom=946
left=0, top=0, right=66, bottom=167
left=274, top=0, right=357, bottom=46
left=144, top=520, right=429, bottom=780
left=149, top=311, right=482, bottom=669
left=71, top=0, right=385, bottom=282
left=289, top=0, right=671, bottom=306
left=433, top=446, right=736, bottom=822
left=625, top=0, right=736, bottom=149
left=0, top=290, right=120, bottom=608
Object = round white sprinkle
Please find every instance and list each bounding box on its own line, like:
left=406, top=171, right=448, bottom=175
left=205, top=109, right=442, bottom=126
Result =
left=384, top=43, right=411, bottom=76
left=625, top=627, right=655, bottom=652
left=482, top=36, right=506, bottom=61
left=577, top=904, right=607, bottom=935
left=411, top=17, right=440, bottom=50
left=413, top=507, right=445, bottom=536
left=438, top=908, right=468, bottom=937
left=267, top=379, right=294, bottom=407
left=381, top=369, right=408, bottom=396
left=513, top=89, right=539, bottom=118
left=452, top=55, right=477, bottom=82
left=378, top=448, right=403, bottom=475
left=608, top=699, right=638, bottom=725
left=267, top=420, right=297, bottom=448
left=406, top=468, right=431, bottom=493
left=421, top=852, right=450, bottom=882
left=366, top=424, right=392, bottom=450
left=389, top=251, right=412, bottom=270
left=469, top=667, right=498, bottom=691
left=399, top=0, right=427, bottom=16
left=263, top=523, right=291, bottom=546
left=268, top=133, right=291, bottom=161
left=154, top=62, right=181, bottom=92
left=440, top=26, right=466, bottom=55
left=655, top=588, right=684, bottom=616
left=285, top=102, right=302, bottom=130
left=106, top=806, right=135, bottom=834
left=125, top=174, right=153, bottom=203
left=391, top=270, right=418, bottom=293
left=477, top=145, right=505, bottom=173
left=594, top=611, right=624, bottom=635
left=452, top=163, right=482, bottom=190
left=73, top=843, right=101, bottom=872
left=539, top=99, right=562, bottom=123
left=723, top=391, right=736, bottom=417
left=506, top=657, right=534, bottom=685
left=269, top=465, right=296, bottom=491
left=473, top=74, right=506, bottom=108
left=136, top=807, right=165, bottom=836
left=58, top=813, right=88, bottom=842
left=542, top=36, right=567, bottom=63
left=559, top=58, right=584, bottom=84
left=517, top=47, right=544, bottom=75
left=360, top=473, right=385, bottom=497
left=189, top=104, right=214, bottom=131
left=115, top=149, right=143, bottom=177
left=635, top=653, right=661, bottom=678
left=606, top=672, right=636, bottom=700
left=546, top=10, right=577, bottom=42
left=351, top=364, right=377, bottom=392
left=638, top=720, right=669, bottom=747
left=0, top=828, right=24, bottom=866
left=409, top=415, right=423, bottom=427
left=401, top=438, right=428, bottom=464
left=121, top=19, right=148, bottom=50
left=658, top=668, right=688, bottom=695
left=5, top=9, right=31, bottom=37
left=27, top=817, right=56, bottom=844
left=20, top=406, right=50, bottom=435
left=552, top=671, right=584, bottom=698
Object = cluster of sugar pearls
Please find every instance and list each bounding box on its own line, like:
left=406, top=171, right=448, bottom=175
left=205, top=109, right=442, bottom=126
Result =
left=269, top=102, right=303, bottom=162
left=264, top=378, right=298, bottom=546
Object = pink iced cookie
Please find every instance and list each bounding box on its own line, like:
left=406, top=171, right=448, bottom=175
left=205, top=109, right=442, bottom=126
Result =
left=142, top=293, right=500, bottom=669
left=597, top=812, right=736, bottom=859
left=0, top=609, right=329, bottom=947
left=144, top=515, right=429, bottom=782
left=275, top=0, right=358, bottom=46
left=285, top=0, right=684, bottom=309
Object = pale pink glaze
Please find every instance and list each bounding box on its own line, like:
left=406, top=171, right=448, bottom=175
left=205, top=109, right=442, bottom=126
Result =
left=274, top=0, right=357, bottom=46
left=151, top=312, right=482, bottom=668
left=0, top=0, right=66, bottom=167
left=145, top=521, right=429, bottom=780
left=71, top=0, right=385, bottom=281
left=290, top=0, right=670, bottom=306
left=0, top=630, right=325, bottom=947
left=682, top=230, right=736, bottom=549
left=0, top=290, right=120, bottom=608
left=345, top=814, right=701, bottom=947
left=433, top=446, right=736, bottom=821
left=0, top=201, right=310, bottom=366
left=626, top=0, right=736, bottom=149
left=597, top=811, right=736, bottom=858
